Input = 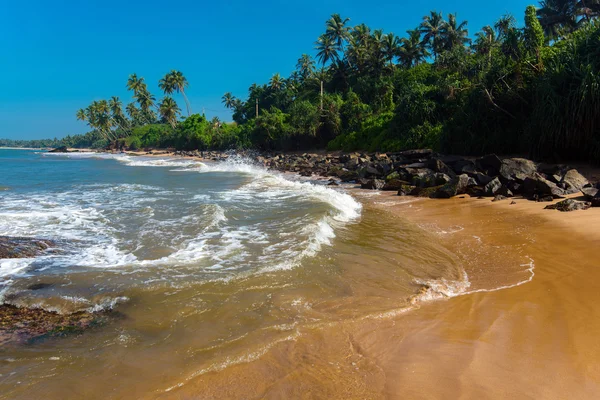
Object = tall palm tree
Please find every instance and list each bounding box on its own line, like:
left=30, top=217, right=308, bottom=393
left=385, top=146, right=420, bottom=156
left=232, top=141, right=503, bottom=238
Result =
left=315, top=34, right=340, bottom=67
left=399, top=29, right=430, bottom=67
left=494, top=14, right=517, bottom=39
left=222, top=92, right=236, bottom=109
left=158, top=97, right=181, bottom=128
left=474, top=25, right=497, bottom=64
left=382, top=33, right=401, bottom=66
left=325, top=13, right=351, bottom=52
left=537, top=0, right=580, bottom=38
left=420, top=11, right=445, bottom=60
left=296, top=54, right=316, bottom=79
left=126, top=73, right=146, bottom=94
left=159, top=70, right=191, bottom=116
left=269, top=73, right=284, bottom=90
left=126, top=102, right=140, bottom=120
left=76, top=109, right=87, bottom=122
left=441, top=14, right=470, bottom=51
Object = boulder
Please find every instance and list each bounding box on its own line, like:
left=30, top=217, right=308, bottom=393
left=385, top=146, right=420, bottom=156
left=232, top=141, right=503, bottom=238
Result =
left=483, top=177, right=503, bottom=196
left=523, top=173, right=567, bottom=199
left=560, top=169, right=589, bottom=194
left=492, top=195, right=507, bottom=202
left=545, top=199, right=592, bottom=212
left=430, top=174, right=471, bottom=198
left=382, top=179, right=411, bottom=191
left=397, top=184, right=417, bottom=196
left=499, top=158, right=537, bottom=183
left=451, top=159, right=477, bottom=175
left=477, top=154, right=502, bottom=176
left=357, top=165, right=382, bottom=178
left=398, top=149, right=433, bottom=159
left=469, top=171, right=494, bottom=186
left=582, top=187, right=600, bottom=207
left=360, top=179, right=385, bottom=190
left=427, top=158, right=457, bottom=178
left=409, top=185, right=443, bottom=197
left=48, top=146, right=69, bottom=153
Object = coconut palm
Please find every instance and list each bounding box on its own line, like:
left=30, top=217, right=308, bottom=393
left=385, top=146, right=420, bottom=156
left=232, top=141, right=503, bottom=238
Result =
left=315, top=34, right=340, bottom=67
left=441, top=13, right=471, bottom=51
left=76, top=109, right=87, bottom=122
left=474, top=25, right=497, bottom=64
left=159, top=70, right=191, bottom=116
left=269, top=73, right=284, bottom=90
left=325, top=13, right=351, bottom=51
left=399, top=29, right=430, bottom=68
left=382, top=33, right=401, bottom=66
left=537, top=0, right=580, bottom=38
left=222, top=92, right=236, bottom=109
left=126, top=102, right=140, bottom=120
left=158, top=97, right=181, bottom=128
left=126, top=73, right=146, bottom=94
left=296, top=54, right=316, bottom=79
left=494, top=14, right=517, bottom=39
left=420, top=11, right=445, bottom=60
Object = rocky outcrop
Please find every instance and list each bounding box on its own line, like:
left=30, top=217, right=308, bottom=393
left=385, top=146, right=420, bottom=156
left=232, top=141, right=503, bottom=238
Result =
left=545, top=199, right=592, bottom=212
left=48, top=146, right=70, bottom=153
left=0, top=236, right=56, bottom=259
left=582, top=187, right=600, bottom=207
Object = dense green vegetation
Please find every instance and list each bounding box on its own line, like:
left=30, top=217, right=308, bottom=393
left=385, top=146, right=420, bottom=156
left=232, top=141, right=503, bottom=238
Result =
left=4, top=1, right=600, bottom=161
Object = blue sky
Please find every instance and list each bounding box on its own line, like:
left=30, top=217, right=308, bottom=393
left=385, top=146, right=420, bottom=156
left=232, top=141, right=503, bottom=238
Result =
left=1, top=0, right=533, bottom=140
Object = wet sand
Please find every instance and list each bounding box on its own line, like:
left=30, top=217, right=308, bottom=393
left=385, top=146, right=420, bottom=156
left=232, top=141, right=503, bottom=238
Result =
left=163, top=193, right=600, bottom=399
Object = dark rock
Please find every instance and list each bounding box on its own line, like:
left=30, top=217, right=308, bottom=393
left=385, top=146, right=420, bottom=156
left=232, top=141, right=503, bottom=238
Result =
left=469, top=171, right=494, bottom=186
left=409, top=185, right=443, bottom=197
left=582, top=187, right=600, bottom=207
left=483, top=177, right=502, bottom=196
left=545, top=199, right=592, bottom=212
left=48, top=146, right=69, bottom=153
left=523, top=173, right=567, bottom=199
left=327, top=181, right=339, bottom=186
left=339, top=170, right=358, bottom=182
left=477, top=154, right=502, bottom=176
left=357, top=165, right=382, bottom=178
left=560, top=169, right=589, bottom=194
left=496, top=185, right=514, bottom=197
left=451, top=159, right=477, bottom=175
left=404, top=162, right=428, bottom=169
left=382, top=179, right=411, bottom=191
left=492, top=195, right=507, bottom=202
left=499, top=158, right=537, bottom=183
left=510, top=200, right=517, bottom=205
left=399, top=149, right=433, bottom=159
left=427, top=159, right=457, bottom=178
left=397, top=184, right=417, bottom=196
left=467, top=186, right=485, bottom=197
left=360, top=179, right=385, bottom=190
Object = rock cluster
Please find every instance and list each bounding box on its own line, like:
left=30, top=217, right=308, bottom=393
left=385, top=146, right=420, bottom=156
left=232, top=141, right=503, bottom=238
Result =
left=244, top=150, right=594, bottom=207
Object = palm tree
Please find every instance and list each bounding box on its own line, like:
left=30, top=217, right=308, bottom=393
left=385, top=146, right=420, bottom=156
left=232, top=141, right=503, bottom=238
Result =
left=441, top=13, right=471, bottom=51
left=76, top=109, right=87, bottom=122
left=315, top=34, right=340, bottom=67
left=494, top=14, right=517, bottom=39
left=126, top=102, right=140, bottom=120
left=420, top=11, right=445, bottom=60
left=222, top=92, right=236, bottom=109
left=474, top=25, right=497, bottom=64
left=126, top=73, right=146, bottom=94
left=382, top=33, right=400, bottom=66
left=296, top=54, right=316, bottom=79
left=399, top=29, right=430, bottom=67
left=159, top=70, right=191, bottom=116
left=537, top=0, right=580, bottom=38
left=158, top=97, right=181, bottom=128
left=269, top=73, right=284, bottom=90
left=325, top=13, right=351, bottom=51
left=108, top=96, right=125, bottom=119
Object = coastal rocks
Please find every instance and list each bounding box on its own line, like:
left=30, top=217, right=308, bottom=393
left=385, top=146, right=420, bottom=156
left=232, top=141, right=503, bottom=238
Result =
left=484, top=177, right=503, bottom=196
left=545, top=199, right=592, bottom=212
left=523, top=173, right=566, bottom=199
left=0, top=236, right=56, bottom=259
left=430, top=174, right=471, bottom=199
left=382, top=179, right=410, bottom=191
left=0, top=304, right=109, bottom=345
left=560, top=169, right=589, bottom=194
left=499, top=158, right=537, bottom=183
left=48, top=146, right=70, bottom=153
left=359, top=179, right=385, bottom=190
left=477, top=154, right=502, bottom=176
left=582, top=187, right=600, bottom=207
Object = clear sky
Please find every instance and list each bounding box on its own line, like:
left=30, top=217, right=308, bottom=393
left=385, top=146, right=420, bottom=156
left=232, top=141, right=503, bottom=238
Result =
left=1, top=0, right=533, bottom=140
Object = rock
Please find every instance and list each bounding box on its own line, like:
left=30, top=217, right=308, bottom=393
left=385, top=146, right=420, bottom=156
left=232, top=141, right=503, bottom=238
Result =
left=357, top=165, right=382, bottom=178
left=510, top=200, right=517, bottom=205
left=427, top=159, right=457, bottom=178
left=398, top=149, right=433, bottom=159
left=397, top=184, right=417, bottom=196
left=496, top=185, right=514, bottom=197
left=48, top=146, right=69, bottom=153
left=469, top=171, right=494, bottom=186
left=523, top=173, right=567, bottom=199
left=382, top=179, right=411, bottom=191
left=327, top=181, right=339, bottom=186
left=385, top=171, right=400, bottom=181
left=409, top=185, right=443, bottom=197
left=408, top=169, right=451, bottom=187
left=360, top=179, right=385, bottom=190
left=560, top=169, right=589, bottom=194
left=581, top=187, right=600, bottom=207
left=0, top=237, right=56, bottom=259
left=339, top=170, right=358, bottom=182
left=499, top=158, right=537, bottom=183
left=477, top=154, right=502, bottom=176
left=483, top=177, right=502, bottom=196
left=545, top=199, right=592, bottom=212
left=450, top=159, right=477, bottom=175
left=492, top=195, right=507, bottom=202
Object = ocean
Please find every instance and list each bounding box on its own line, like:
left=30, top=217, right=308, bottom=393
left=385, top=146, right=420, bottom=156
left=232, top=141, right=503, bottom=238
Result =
left=0, top=148, right=473, bottom=398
